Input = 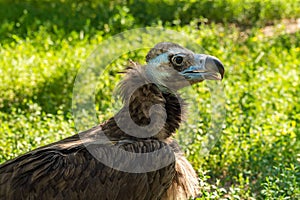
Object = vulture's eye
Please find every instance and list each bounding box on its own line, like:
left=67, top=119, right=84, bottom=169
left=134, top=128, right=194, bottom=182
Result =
left=171, top=55, right=184, bottom=66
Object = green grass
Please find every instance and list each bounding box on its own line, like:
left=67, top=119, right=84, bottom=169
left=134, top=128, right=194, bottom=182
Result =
left=0, top=0, right=300, bottom=199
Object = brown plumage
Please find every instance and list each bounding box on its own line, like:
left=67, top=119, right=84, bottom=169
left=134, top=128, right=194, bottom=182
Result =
left=0, top=42, right=224, bottom=200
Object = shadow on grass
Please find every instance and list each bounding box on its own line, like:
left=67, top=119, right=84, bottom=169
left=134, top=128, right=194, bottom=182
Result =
left=1, top=0, right=291, bottom=43
left=0, top=0, right=109, bottom=42
left=0, top=0, right=183, bottom=43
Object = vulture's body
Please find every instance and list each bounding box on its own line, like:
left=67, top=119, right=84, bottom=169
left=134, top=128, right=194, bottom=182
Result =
left=0, top=42, right=224, bottom=200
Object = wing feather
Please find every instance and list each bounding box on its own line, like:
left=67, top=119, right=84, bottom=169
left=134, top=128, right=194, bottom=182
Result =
left=0, top=132, right=176, bottom=200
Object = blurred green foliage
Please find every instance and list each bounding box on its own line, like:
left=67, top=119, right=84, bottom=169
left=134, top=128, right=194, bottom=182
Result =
left=1, top=0, right=300, bottom=42
left=0, top=0, right=299, bottom=199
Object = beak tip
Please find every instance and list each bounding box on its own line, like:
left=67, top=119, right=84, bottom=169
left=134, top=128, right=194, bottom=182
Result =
left=207, top=56, right=225, bottom=79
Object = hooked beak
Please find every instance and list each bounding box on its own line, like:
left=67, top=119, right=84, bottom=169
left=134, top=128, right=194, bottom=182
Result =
left=180, top=55, right=224, bottom=82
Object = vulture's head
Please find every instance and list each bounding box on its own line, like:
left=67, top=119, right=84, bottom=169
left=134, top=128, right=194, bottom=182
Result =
left=145, top=42, right=224, bottom=90
left=117, top=42, right=225, bottom=139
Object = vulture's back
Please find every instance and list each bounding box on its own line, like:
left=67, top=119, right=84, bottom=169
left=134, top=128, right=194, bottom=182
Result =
left=0, top=133, right=176, bottom=200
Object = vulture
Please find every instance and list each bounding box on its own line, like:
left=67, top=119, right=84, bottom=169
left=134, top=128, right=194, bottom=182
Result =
left=0, top=42, right=224, bottom=200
